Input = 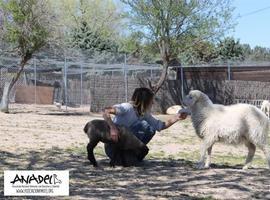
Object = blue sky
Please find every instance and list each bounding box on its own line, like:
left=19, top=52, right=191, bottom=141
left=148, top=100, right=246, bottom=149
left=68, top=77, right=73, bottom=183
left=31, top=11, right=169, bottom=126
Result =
left=116, top=0, right=270, bottom=48
left=232, top=0, right=270, bottom=48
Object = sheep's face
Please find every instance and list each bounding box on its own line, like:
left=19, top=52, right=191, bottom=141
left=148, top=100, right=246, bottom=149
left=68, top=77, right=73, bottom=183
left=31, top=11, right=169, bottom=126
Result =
left=183, top=90, right=205, bottom=108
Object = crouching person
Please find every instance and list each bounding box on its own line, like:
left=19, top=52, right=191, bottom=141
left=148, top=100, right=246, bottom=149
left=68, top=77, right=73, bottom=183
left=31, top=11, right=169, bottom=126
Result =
left=103, top=87, right=187, bottom=166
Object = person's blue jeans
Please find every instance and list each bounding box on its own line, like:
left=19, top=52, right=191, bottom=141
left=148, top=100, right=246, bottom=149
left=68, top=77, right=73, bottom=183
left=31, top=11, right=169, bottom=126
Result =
left=105, top=120, right=156, bottom=162
left=129, top=120, right=156, bottom=144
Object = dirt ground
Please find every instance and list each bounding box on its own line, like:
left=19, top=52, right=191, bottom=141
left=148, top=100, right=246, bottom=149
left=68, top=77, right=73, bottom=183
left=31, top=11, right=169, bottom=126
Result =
left=0, top=104, right=270, bottom=200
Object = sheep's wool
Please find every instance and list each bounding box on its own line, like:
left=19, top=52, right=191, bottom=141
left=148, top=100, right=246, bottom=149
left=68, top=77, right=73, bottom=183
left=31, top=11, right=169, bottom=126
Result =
left=185, top=90, right=270, bottom=169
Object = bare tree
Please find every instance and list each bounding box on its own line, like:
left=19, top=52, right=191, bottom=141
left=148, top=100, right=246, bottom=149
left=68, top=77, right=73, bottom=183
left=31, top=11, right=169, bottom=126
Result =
left=122, top=0, right=235, bottom=93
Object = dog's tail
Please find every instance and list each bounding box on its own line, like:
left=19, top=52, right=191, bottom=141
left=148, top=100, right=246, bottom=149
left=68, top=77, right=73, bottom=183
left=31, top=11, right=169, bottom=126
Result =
left=83, top=122, right=91, bottom=133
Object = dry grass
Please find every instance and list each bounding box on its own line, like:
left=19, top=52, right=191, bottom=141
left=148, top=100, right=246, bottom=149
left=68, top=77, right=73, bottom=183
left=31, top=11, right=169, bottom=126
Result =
left=0, top=104, right=270, bottom=199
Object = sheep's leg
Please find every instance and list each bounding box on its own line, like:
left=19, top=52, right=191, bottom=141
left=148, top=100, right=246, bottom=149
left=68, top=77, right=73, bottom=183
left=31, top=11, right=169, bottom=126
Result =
left=205, top=145, right=213, bottom=168
left=196, top=140, right=214, bottom=169
left=87, top=140, right=99, bottom=167
left=243, top=142, right=256, bottom=170
left=261, top=145, right=270, bottom=169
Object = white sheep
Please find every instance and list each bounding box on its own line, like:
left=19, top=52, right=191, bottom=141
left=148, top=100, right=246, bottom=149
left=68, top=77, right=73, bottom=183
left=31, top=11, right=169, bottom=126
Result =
left=261, top=100, right=270, bottom=119
left=183, top=90, right=270, bottom=170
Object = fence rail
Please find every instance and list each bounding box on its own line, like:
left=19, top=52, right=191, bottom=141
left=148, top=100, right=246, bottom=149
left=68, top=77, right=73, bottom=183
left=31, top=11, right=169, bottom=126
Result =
left=234, top=99, right=265, bottom=108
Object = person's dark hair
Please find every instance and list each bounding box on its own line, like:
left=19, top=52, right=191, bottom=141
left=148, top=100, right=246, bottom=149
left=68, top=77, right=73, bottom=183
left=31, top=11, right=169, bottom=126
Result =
left=131, top=87, right=154, bottom=116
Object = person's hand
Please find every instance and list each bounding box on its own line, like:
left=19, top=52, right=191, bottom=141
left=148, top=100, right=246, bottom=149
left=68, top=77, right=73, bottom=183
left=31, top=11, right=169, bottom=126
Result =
left=177, top=113, right=188, bottom=120
left=177, top=108, right=190, bottom=120
left=110, top=127, right=119, bottom=142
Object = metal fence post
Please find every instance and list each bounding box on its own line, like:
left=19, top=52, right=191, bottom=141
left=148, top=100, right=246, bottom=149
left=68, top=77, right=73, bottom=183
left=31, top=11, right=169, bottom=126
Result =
left=227, top=61, right=231, bottom=81
left=124, top=54, right=128, bottom=102
left=88, top=64, right=94, bottom=113
left=34, top=58, right=37, bottom=105
left=80, top=62, right=83, bottom=106
left=64, top=57, right=67, bottom=111
left=91, top=64, right=96, bottom=112
left=180, top=66, right=184, bottom=101
left=0, top=67, right=2, bottom=89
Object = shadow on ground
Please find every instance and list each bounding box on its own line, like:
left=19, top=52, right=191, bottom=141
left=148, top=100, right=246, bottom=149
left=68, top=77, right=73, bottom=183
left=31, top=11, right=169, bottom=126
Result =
left=0, top=149, right=269, bottom=200
left=39, top=112, right=88, bottom=116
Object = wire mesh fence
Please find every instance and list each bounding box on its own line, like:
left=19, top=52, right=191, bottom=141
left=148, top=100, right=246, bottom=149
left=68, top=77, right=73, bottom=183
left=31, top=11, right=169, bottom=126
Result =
left=1, top=54, right=270, bottom=113
left=0, top=54, right=164, bottom=112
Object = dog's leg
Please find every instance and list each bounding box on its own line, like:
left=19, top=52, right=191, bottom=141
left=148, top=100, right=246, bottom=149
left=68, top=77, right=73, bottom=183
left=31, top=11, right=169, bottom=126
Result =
left=205, top=145, right=213, bottom=168
left=87, top=140, right=99, bottom=167
left=196, top=140, right=214, bottom=169
left=137, top=145, right=149, bottom=161
left=243, top=142, right=256, bottom=170
left=120, top=151, right=128, bottom=167
left=109, top=146, right=119, bottom=167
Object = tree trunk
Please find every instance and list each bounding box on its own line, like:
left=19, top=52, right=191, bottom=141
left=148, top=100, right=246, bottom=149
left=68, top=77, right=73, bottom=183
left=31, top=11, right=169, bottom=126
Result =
left=0, top=58, right=29, bottom=113
left=151, top=61, right=169, bottom=94
left=0, top=82, right=12, bottom=113
left=149, top=40, right=170, bottom=94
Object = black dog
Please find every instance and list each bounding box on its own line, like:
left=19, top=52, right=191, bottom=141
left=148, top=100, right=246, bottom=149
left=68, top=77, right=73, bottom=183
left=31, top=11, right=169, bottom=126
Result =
left=84, top=120, right=149, bottom=167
